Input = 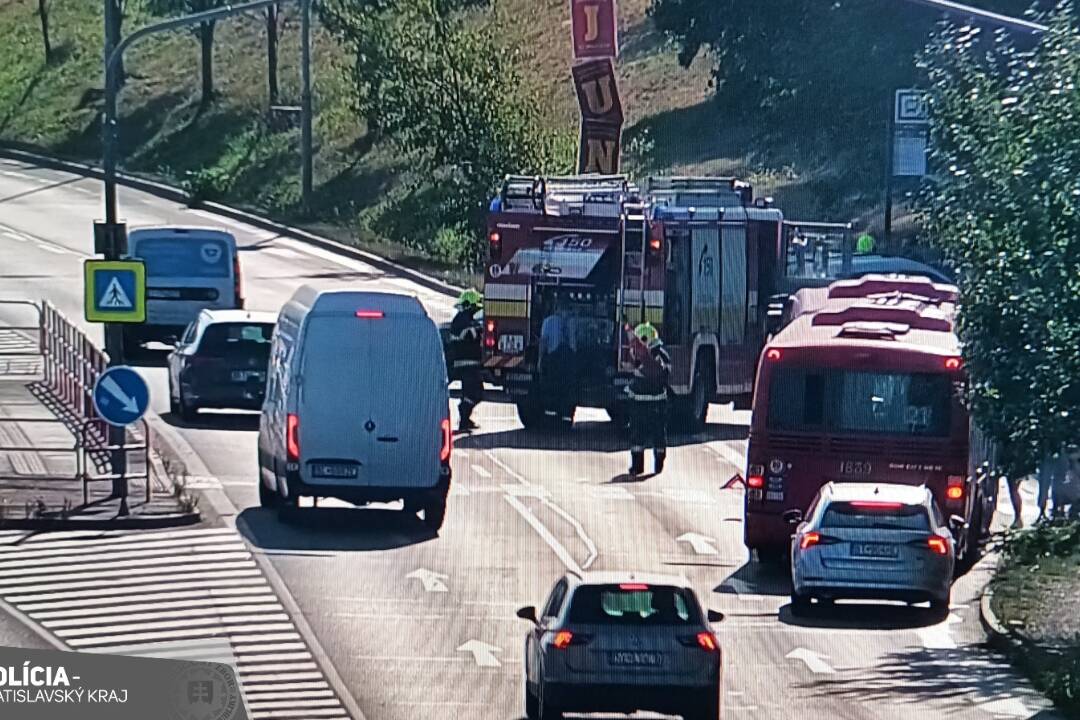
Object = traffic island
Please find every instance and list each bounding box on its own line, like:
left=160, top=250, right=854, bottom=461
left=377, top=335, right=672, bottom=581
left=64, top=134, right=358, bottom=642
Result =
left=0, top=379, right=201, bottom=530
left=981, top=519, right=1080, bottom=717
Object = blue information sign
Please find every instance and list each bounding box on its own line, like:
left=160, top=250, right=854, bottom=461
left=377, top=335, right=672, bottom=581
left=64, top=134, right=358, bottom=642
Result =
left=92, top=366, right=150, bottom=427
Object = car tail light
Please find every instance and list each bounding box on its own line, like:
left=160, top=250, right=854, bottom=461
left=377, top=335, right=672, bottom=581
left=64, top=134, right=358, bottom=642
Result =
left=946, top=474, right=963, bottom=498
left=927, top=535, right=950, bottom=555
left=440, top=417, right=452, bottom=462
left=765, top=348, right=782, bottom=361
left=849, top=501, right=904, bottom=510
left=483, top=319, right=496, bottom=349
left=489, top=231, right=502, bottom=260
left=799, top=532, right=839, bottom=550
left=549, top=631, right=593, bottom=649
left=286, top=413, right=300, bottom=462
left=234, top=256, right=244, bottom=308
left=619, top=583, right=649, bottom=591
left=696, top=632, right=718, bottom=651
left=356, top=310, right=384, bottom=319
left=747, top=475, right=765, bottom=489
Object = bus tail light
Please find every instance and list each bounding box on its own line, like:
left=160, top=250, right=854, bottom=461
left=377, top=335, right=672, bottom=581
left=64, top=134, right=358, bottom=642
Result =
left=286, top=413, right=300, bottom=462
left=484, top=319, right=497, bottom=349
left=927, top=535, right=950, bottom=555
left=747, top=475, right=765, bottom=489
left=234, top=256, right=244, bottom=309
left=946, top=476, right=964, bottom=501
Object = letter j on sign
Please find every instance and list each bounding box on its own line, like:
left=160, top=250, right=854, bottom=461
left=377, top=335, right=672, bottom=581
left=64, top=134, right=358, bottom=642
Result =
left=571, top=0, right=618, bottom=59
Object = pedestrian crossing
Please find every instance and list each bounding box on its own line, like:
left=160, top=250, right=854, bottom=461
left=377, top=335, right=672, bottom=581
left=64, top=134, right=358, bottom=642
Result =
left=0, top=526, right=352, bottom=720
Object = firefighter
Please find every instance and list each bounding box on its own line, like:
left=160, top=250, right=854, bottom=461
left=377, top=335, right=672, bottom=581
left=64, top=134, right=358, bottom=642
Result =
left=450, top=288, right=484, bottom=433
left=625, top=322, right=672, bottom=477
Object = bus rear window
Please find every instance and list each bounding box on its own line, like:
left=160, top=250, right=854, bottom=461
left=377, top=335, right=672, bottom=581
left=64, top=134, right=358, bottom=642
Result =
left=567, top=586, right=700, bottom=626
left=822, top=502, right=931, bottom=531
left=767, top=368, right=952, bottom=436
left=133, top=237, right=231, bottom=278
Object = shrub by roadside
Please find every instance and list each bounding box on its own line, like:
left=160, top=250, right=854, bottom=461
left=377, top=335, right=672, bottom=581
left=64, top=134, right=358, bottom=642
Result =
left=991, top=519, right=1080, bottom=716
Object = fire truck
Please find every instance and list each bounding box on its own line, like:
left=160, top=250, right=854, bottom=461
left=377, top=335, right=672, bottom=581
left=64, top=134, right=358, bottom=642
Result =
left=482, top=174, right=784, bottom=431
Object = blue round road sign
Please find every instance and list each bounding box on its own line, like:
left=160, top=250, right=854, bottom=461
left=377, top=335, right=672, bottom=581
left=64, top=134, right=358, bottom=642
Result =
left=92, top=366, right=150, bottom=427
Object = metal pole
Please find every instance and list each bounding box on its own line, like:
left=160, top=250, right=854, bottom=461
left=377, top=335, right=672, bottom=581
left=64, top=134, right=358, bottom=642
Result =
left=300, top=0, right=313, bottom=213
left=898, top=0, right=1047, bottom=36
left=884, top=91, right=895, bottom=256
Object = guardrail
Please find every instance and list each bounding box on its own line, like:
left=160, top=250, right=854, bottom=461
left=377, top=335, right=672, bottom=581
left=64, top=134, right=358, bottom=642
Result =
left=41, top=302, right=108, bottom=419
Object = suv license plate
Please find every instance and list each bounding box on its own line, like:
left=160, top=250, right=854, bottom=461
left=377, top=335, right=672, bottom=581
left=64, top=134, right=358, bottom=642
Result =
left=609, top=651, right=663, bottom=667
left=311, top=464, right=359, bottom=479
left=851, top=542, right=899, bottom=558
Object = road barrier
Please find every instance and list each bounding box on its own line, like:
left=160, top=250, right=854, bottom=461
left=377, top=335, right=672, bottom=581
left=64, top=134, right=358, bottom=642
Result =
left=41, top=302, right=107, bottom=420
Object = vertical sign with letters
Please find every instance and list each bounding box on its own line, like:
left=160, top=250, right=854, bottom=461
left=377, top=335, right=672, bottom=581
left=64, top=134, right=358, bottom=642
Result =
left=570, top=0, right=618, bottom=59
left=572, top=59, right=623, bottom=174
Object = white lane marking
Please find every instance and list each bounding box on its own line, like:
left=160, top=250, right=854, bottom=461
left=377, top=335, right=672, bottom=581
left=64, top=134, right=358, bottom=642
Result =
left=593, top=485, right=635, bottom=501
left=916, top=612, right=961, bottom=650
left=405, top=568, right=449, bottom=593
left=677, top=532, right=719, bottom=555
left=974, top=696, right=1034, bottom=717
left=456, top=640, right=502, bottom=668
left=262, top=246, right=304, bottom=259
left=485, top=450, right=600, bottom=570
left=504, top=495, right=582, bottom=574
left=471, top=464, right=491, bottom=479
left=36, top=243, right=67, bottom=255
left=2, top=231, right=27, bottom=242
left=785, top=647, right=835, bottom=674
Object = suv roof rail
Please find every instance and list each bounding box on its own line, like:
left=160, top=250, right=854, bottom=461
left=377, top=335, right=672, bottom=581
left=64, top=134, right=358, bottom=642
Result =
left=811, top=303, right=953, bottom=332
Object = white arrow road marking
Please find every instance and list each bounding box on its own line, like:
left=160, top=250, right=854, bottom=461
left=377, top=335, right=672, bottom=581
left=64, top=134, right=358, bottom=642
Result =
left=917, top=612, right=961, bottom=649
left=785, top=648, right=835, bottom=674
left=405, top=569, right=449, bottom=593
left=457, top=640, right=501, bottom=667
left=677, top=532, right=718, bottom=555
left=101, top=375, right=139, bottom=413
left=975, top=697, right=1032, bottom=717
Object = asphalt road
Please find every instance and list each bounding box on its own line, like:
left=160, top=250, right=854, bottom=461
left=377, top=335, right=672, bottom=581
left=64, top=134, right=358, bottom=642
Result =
left=0, top=157, right=1061, bottom=720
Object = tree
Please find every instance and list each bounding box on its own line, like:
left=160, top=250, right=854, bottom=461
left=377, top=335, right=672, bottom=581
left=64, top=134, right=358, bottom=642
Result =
left=920, top=3, right=1080, bottom=475
left=266, top=3, right=284, bottom=106
left=146, top=0, right=229, bottom=107
left=37, top=0, right=53, bottom=63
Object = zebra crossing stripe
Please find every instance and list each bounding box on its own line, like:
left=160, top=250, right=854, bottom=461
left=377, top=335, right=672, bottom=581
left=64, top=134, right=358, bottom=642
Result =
left=0, top=526, right=354, bottom=719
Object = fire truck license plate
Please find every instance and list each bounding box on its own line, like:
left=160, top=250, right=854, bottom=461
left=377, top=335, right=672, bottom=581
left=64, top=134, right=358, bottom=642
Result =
left=497, top=334, right=524, bottom=354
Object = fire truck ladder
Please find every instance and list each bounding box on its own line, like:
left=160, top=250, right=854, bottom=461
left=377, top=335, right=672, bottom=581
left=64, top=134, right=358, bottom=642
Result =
left=500, top=174, right=631, bottom=215
left=618, top=202, right=650, bottom=367
left=645, top=176, right=752, bottom=207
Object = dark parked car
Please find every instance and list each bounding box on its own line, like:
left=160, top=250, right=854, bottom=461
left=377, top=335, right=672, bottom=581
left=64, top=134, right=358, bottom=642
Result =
left=167, top=310, right=277, bottom=421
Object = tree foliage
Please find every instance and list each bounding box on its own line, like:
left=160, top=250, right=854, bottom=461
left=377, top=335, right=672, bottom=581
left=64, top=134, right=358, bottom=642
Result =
left=145, top=0, right=230, bottom=106
left=321, top=0, right=572, bottom=265
left=920, top=3, right=1080, bottom=474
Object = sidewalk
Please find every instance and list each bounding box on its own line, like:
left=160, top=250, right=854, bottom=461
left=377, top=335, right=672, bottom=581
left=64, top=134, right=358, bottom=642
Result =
left=0, top=378, right=196, bottom=529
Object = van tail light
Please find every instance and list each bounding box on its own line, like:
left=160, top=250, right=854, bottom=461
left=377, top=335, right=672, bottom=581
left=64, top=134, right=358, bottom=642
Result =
left=799, top=532, right=839, bottom=550
left=286, top=413, right=300, bottom=462
left=747, top=475, right=765, bottom=489
left=927, top=535, right=950, bottom=556
left=549, top=631, right=592, bottom=650
left=946, top=476, right=964, bottom=501
left=440, top=418, right=452, bottom=462
left=483, top=319, right=497, bottom=349
left=234, top=256, right=244, bottom=308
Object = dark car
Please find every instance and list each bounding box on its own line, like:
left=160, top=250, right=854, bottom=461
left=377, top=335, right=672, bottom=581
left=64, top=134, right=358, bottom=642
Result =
left=167, top=310, right=277, bottom=421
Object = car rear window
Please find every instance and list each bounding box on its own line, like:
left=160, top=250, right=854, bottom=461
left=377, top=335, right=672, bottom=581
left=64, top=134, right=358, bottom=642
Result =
left=567, top=585, right=700, bottom=626
left=198, top=323, right=273, bottom=358
left=822, top=502, right=931, bottom=531
left=133, top=237, right=231, bottom=278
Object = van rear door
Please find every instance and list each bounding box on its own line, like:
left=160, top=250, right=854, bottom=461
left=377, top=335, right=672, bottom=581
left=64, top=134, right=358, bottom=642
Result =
left=298, top=313, right=446, bottom=489
left=129, top=230, right=238, bottom=329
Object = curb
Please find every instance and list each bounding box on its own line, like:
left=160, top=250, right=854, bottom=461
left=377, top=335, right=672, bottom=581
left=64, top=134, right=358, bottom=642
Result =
left=0, top=144, right=463, bottom=299
left=979, top=588, right=1024, bottom=655
left=0, top=511, right=201, bottom=531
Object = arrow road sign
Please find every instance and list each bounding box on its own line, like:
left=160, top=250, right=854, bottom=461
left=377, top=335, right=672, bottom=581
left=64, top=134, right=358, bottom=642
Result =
left=92, top=366, right=150, bottom=427
left=676, top=532, right=718, bottom=555
left=457, top=640, right=501, bottom=668
left=786, top=648, right=835, bottom=674
left=406, top=568, right=449, bottom=593
left=84, top=259, right=146, bottom=323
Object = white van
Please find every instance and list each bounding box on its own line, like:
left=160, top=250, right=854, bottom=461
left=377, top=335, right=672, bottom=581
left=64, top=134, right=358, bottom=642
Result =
left=124, top=226, right=243, bottom=347
left=257, top=286, right=453, bottom=530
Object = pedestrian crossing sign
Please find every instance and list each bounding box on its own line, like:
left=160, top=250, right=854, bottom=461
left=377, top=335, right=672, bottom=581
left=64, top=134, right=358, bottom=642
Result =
left=84, top=259, right=146, bottom=323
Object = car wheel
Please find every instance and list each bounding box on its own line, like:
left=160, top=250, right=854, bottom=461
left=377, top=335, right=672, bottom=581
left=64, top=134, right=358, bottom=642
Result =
left=930, top=592, right=951, bottom=618
left=258, top=476, right=278, bottom=508
left=524, top=681, right=540, bottom=720
left=276, top=485, right=299, bottom=521
left=538, top=679, right=561, bottom=720
left=516, top=398, right=547, bottom=431
left=169, top=387, right=180, bottom=415
left=422, top=495, right=447, bottom=532
left=178, top=391, right=198, bottom=422
left=688, top=682, right=721, bottom=720
left=790, top=591, right=812, bottom=617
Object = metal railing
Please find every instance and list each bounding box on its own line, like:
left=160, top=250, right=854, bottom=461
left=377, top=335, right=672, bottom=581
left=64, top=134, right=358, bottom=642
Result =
left=41, top=302, right=108, bottom=420
left=77, top=418, right=150, bottom=505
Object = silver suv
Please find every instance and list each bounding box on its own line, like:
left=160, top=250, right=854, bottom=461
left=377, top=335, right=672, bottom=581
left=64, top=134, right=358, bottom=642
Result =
left=516, top=571, right=724, bottom=719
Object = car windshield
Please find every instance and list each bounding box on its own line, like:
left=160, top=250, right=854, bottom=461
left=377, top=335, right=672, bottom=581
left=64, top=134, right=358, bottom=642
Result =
left=767, top=368, right=953, bottom=436
left=198, top=322, right=273, bottom=358
left=567, top=585, right=700, bottom=626
left=132, top=237, right=231, bottom=278
left=822, top=502, right=931, bottom=531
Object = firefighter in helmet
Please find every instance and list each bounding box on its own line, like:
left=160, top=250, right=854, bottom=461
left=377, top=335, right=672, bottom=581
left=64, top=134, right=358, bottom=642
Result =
left=625, top=322, right=672, bottom=476
left=450, top=288, right=484, bottom=432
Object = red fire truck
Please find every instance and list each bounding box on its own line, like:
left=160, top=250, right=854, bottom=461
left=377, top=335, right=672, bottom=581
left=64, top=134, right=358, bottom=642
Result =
left=482, top=175, right=784, bottom=430
left=743, top=276, right=996, bottom=566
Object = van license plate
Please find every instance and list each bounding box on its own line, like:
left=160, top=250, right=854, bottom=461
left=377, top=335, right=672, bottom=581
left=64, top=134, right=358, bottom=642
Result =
left=609, top=651, right=663, bottom=667
left=851, top=542, right=899, bottom=558
left=311, top=464, right=359, bottom=479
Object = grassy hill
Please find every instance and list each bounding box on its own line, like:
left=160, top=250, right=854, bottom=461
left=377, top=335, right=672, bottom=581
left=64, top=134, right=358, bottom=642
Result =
left=0, top=0, right=898, bottom=274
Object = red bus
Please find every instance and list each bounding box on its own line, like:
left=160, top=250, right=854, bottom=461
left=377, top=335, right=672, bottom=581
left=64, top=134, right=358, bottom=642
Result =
left=744, top=276, right=994, bottom=566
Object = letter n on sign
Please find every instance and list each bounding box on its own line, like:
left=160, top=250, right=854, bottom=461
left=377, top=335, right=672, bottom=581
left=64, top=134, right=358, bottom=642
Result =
left=570, top=0, right=618, bottom=59
left=578, top=120, right=621, bottom=174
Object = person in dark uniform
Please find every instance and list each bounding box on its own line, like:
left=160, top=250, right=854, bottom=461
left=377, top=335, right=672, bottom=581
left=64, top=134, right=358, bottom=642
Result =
left=625, top=322, right=671, bottom=477
left=450, top=289, right=484, bottom=432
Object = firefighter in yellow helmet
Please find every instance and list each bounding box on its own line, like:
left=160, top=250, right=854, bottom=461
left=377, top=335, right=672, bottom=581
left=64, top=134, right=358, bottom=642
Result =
left=450, top=289, right=484, bottom=432
left=624, top=322, right=672, bottom=476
